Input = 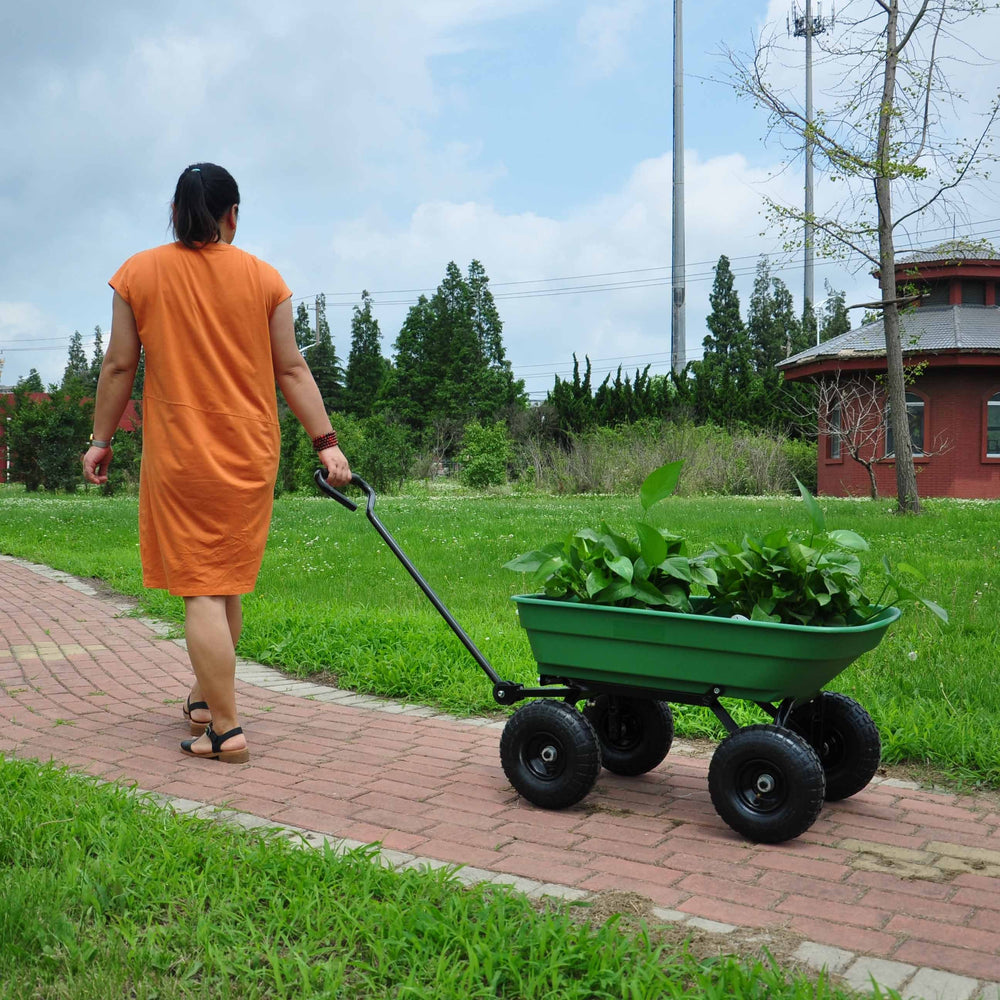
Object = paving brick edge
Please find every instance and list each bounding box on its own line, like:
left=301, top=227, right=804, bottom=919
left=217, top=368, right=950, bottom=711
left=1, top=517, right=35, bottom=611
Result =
left=5, top=555, right=999, bottom=1000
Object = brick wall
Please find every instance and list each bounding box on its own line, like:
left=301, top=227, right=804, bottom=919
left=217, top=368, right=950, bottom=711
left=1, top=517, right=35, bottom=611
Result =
left=818, top=368, right=1000, bottom=498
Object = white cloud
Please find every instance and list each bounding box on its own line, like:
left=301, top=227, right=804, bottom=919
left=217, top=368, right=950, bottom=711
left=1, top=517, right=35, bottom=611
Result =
left=575, top=0, right=645, bottom=79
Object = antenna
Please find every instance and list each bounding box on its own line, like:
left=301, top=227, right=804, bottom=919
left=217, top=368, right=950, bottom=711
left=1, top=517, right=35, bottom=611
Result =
left=789, top=0, right=833, bottom=342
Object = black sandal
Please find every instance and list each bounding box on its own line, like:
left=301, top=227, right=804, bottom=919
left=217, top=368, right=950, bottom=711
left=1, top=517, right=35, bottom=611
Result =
left=180, top=724, right=250, bottom=764
left=182, top=696, right=211, bottom=735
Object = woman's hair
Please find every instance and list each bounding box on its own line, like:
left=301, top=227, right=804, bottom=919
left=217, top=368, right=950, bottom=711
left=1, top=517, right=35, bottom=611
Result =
left=171, top=163, right=240, bottom=249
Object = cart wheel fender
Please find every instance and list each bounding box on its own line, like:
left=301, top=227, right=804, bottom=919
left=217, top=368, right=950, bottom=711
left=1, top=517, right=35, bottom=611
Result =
left=583, top=696, right=674, bottom=777
left=786, top=692, right=881, bottom=801
left=708, top=724, right=826, bottom=844
left=500, top=700, right=602, bottom=810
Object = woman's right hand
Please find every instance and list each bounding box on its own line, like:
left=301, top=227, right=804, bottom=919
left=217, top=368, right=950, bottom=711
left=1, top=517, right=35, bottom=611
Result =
left=82, top=445, right=113, bottom=485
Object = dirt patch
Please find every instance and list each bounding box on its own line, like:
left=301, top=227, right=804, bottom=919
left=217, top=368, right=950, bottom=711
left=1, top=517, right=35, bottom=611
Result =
left=546, top=890, right=811, bottom=973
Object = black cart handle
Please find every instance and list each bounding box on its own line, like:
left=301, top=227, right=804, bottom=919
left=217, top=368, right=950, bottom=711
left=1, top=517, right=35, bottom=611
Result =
left=312, top=469, right=372, bottom=512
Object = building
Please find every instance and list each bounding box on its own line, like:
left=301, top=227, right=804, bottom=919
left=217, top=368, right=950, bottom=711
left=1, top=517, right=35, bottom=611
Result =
left=778, top=247, right=1000, bottom=498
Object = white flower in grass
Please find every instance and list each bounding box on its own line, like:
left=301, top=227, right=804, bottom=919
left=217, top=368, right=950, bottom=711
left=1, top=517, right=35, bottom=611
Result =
left=908, top=651, right=918, bottom=661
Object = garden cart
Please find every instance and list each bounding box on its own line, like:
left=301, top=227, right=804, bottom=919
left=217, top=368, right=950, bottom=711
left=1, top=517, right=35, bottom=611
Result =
left=315, top=471, right=899, bottom=844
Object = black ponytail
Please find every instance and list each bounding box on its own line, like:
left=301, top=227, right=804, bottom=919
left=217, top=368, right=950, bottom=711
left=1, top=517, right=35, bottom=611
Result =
left=170, top=163, right=240, bottom=249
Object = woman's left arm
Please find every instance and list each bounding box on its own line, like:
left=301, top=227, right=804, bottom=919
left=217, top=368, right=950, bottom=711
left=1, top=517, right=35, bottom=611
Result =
left=82, top=292, right=141, bottom=484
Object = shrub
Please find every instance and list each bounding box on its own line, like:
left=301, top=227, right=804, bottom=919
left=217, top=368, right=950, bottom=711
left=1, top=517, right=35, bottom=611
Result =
left=459, top=419, right=512, bottom=488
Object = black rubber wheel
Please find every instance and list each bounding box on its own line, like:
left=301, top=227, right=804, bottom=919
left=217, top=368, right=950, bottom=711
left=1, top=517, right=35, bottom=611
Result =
left=786, top=692, right=881, bottom=801
left=500, top=700, right=602, bottom=810
left=708, top=725, right=826, bottom=843
left=583, top=696, right=674, bottom=776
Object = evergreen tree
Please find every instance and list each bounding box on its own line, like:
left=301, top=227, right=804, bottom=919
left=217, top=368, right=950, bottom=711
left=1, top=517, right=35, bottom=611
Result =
left=343, top=291, right=388, bottom=417
left=62, top=330, right=89, bottom=391
left=546, top=355, right=595, bottom=436
left=294, top=301, right=313, bottom=350
left=694, top=256, right=760, bottom=426
left=88, top=325, right=104, bottom=394
left=307, top=294, right=344, bottom=412
left=380, top=262, right=525, bottom=442
left=819, top=283, right=851, bottom=342
left=17, top=368, right=45, bottom=392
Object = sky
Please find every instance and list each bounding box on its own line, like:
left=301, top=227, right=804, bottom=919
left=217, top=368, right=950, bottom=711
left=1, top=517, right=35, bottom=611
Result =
left=2, top=0, right=1000, bottom=400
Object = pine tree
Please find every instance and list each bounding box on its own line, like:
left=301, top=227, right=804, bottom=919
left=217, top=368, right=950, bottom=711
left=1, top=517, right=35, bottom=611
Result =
left=17, top=368, right=45, bottom=392
left=819, top=283, right=851, bottom=342
left=695, top=256, right=760, bottom=426
left=62, top=331, right=89, bottom=391
left=88, top=325, right=104, bottom=394
left=307, top=294, right=344, bottom=412
left=294, top=302, right=313, bottom=350
left=343, top=291, right=387, bottom=418
left=380, top=262, right=525, bottom=440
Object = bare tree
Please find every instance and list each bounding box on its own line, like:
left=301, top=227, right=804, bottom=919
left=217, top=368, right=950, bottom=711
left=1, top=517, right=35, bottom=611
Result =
left=814, top=369, right=951, bottom=498
left=730, top=0, right=1000, bottom=513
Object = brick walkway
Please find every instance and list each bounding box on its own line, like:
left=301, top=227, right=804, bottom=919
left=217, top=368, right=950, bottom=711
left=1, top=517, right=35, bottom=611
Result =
left=0, top=554, right=997, bottom=1000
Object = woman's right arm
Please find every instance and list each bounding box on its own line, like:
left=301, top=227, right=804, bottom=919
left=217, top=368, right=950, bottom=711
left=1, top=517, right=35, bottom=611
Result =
left=269, top=297, right=351, bottom=487
left=82, top=292, right=141, bottom=485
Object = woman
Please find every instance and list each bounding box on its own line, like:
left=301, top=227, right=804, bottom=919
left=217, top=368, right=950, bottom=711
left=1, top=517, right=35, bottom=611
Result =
left=83, top=162, right=350, bottom=764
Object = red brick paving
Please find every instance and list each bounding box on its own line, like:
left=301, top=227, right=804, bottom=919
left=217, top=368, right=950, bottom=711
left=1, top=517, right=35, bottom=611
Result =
left=1, top=556, right=998, bottom=990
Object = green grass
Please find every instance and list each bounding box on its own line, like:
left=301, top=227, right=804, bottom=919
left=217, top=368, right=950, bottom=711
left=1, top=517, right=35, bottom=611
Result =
left=0, top=756, right=876, bottom=999
left=1, top=483, right=997, bottom=786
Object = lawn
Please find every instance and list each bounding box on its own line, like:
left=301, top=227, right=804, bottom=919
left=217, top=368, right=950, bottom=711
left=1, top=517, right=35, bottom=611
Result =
left=0, top=482, right=996, bottom=786
left=0, top=756, right=875, bottom=999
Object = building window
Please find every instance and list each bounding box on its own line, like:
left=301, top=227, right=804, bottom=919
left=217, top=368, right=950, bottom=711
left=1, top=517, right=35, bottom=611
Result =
left=987, top=393, right=1000, bottom=457
left=828, top=404, right=841, bottom=459
left=963, top=280, right=986, bottom=305
left=885, top=392, right=925, bottom=457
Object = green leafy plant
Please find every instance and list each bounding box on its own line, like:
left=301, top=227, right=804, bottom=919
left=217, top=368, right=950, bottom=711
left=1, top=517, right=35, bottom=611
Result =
left=704, top=479, right=947, bottom=626
left=503, top=461, right=717, bottom=612
left=505, top=461, right=949, bottom=628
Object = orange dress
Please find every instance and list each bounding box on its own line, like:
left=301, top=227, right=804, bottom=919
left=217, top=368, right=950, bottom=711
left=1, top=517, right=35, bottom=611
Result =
left=110, top=241, right=291, bottom=596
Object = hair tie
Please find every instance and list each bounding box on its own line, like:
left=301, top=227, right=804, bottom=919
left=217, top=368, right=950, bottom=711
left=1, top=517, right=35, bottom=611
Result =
left=190, top=167, right=201, bottom=173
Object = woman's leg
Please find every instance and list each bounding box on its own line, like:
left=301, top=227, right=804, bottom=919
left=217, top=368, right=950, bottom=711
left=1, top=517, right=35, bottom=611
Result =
left=187, top=595, right=243, bottom=726
left=183, top=595, right=247, bottom=752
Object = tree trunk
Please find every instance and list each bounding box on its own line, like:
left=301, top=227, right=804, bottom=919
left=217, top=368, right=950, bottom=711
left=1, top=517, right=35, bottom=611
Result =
left=876, top=1, right=920, bottom=514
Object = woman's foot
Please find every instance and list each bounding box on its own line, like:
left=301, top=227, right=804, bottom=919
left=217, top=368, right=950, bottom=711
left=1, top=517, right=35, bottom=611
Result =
left=182, top=695, right=212, bottom=735
left=180, top=724, right=249, bottom=764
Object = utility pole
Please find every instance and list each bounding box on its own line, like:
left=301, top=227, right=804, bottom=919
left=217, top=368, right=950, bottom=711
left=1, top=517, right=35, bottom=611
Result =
left=790, top=0, right=831, bottom=330
left=671, top=0, right=685, bottom=375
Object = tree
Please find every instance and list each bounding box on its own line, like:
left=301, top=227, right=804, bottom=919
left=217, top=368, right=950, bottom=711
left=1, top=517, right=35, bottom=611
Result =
left=294, top=302, right=313, bottom=350
left=747, top=259, right=814, bottom=434
left=380, top=261, right=525, bottom=444
left=62, top=330, right=89, bottom=391
left=812, top=367, right=949, bottom=499
left=88, top=325, right=104, bottom=393
left=307, top=294, right=344, bottom=412
left=343, top=291, right=388, bottom=418
left=546, top=354, right=595, bottom=437
left=16, top=368, right=45, bottom=392
left=731, top=0, right=1000, bottom=512
left=819, top=282, right=851, bottom=342
left=694, top=256, right=761, bottom=426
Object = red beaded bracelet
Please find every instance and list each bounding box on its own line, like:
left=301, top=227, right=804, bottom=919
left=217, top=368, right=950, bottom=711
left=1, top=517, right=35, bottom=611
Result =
left=312, top=431, right=339, bottom=452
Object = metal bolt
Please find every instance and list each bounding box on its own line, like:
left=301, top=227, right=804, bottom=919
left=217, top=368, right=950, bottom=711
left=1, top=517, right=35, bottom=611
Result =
left=756, top=773, right=776, bottom=794
left=540, top=745, right=558, bottom=763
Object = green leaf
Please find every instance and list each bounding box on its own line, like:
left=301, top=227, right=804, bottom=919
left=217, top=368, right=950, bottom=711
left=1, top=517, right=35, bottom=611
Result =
left=585, top=567, right=610, bottom=597
left=796, top=477, right=825, bottom=533
left=919, top=598, right=949, bottom=624
left=636, top=522, right=668, bottom=567
left=657, top=556, right=693, bottom=582
left=503, top=549, right=553, bottom=573
left=639, top=460, right=683, bottom=512
left=630, top=579, right=670, bottom=605
left=750, top=605, right=781, bottom=623
left=827, top=529, right=869, bottom=552
left=605, top=555, right=634, bottom=582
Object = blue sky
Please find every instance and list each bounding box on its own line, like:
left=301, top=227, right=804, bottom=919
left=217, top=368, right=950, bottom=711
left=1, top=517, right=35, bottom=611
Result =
left=2, top=1, right=998, bottom=400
